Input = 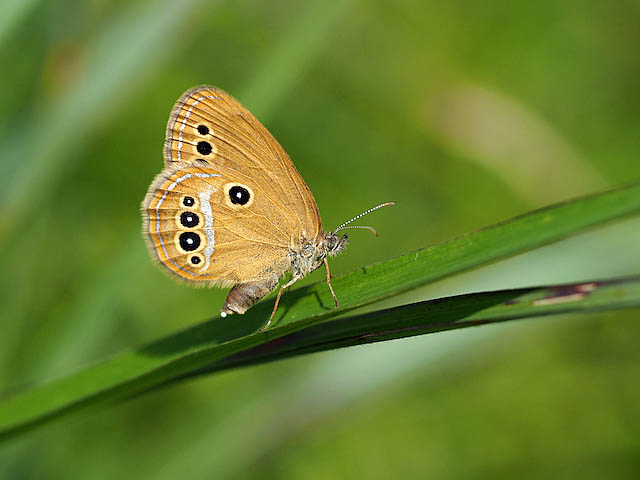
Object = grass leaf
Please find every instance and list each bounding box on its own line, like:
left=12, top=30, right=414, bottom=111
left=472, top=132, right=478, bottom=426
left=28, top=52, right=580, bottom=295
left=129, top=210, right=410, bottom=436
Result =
left=1, top=182, right=639, bottom=439
left=195, top=275, right=640, bottom=375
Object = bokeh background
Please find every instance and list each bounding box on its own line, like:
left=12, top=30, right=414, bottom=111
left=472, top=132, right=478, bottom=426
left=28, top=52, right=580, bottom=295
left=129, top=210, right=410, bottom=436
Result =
left=1, top=0, right=640, bottom=478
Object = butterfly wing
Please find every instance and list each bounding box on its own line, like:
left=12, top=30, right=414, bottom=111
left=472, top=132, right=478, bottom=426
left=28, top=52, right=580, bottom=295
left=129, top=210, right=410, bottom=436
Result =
left=163, top=85, right=321, bottom=241
left=144, top=86, right=324, bottom=286
left=143, top=163, right=297, bottom=285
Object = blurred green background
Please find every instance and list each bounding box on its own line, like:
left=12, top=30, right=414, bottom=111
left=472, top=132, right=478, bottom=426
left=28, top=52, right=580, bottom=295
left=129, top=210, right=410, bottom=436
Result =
left=1, top=0, right=640, bottom=478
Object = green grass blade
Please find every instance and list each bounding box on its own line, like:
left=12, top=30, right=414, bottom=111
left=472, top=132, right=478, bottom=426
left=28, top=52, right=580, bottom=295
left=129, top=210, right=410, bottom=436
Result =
left=1, top=182, right=640, bottom=439
left=189, top=276, right=640, bottom=375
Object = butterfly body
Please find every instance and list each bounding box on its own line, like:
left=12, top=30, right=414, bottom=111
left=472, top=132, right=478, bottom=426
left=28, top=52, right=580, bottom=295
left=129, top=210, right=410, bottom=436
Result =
left=143, top=86, right=388, bottom=328
left=222, top=231, right=348, bottom=316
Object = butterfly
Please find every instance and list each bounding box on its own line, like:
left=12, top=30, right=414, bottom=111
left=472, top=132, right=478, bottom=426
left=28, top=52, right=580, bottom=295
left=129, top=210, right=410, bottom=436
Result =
left=142, top=86, right=393, bottom=330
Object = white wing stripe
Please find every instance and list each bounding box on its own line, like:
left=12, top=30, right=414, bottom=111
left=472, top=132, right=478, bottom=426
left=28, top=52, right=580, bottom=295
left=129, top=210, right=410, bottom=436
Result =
left=155, top=172, right=221, bottom=275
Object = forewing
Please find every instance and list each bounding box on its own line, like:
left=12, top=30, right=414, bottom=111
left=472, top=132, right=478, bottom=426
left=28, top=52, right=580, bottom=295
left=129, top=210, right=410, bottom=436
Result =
left=164, top=85, right=321, bottom=241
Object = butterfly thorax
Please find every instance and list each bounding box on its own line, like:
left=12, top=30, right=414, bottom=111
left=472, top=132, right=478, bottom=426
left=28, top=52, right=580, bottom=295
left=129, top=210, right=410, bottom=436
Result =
left=289, top=232, right=348, bottom=278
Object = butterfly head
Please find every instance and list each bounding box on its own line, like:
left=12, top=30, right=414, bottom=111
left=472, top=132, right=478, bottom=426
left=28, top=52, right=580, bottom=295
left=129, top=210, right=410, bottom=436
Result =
left=324, top=232, right=349, bottom=257
left=297, top=201, right=395, bottom=272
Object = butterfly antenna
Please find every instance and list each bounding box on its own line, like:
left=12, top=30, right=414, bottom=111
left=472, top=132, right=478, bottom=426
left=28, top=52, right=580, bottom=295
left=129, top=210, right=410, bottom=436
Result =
left=333, top=202, right=395, bottom=236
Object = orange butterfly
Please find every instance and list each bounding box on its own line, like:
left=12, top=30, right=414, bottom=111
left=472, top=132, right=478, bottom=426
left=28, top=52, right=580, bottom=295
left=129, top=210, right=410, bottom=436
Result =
left=142, top=86, right=392, bottom=329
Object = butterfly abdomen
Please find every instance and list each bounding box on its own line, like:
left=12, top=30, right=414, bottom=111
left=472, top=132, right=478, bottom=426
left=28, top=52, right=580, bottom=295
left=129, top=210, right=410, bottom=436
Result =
left=221, top=276, right=280, bottom=315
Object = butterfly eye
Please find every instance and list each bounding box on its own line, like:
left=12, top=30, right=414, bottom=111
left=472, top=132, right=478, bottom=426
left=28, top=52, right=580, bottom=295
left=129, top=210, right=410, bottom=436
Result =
left=178, top=232, right=201, bottom=252
left=197, top=125, right=209, bottom=135
left=190, top=255, right=202, bottom=265
left=180, top=211, right=200, bottom=228
left=229, top=186, right=250, bottom=205
left=182, top=196, right=195, bottom=207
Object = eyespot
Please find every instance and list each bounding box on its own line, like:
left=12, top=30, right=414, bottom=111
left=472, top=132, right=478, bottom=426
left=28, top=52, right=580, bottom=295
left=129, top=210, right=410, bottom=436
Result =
left=182, top=196, right=195, bottom=207
left=180, top=211, right=199, bottom=228
left=223, top=182, right=254, bottom=208
left=197, top=125, right=209, bottom=135
left=190, top=255, right=202, bottom=265
left=229, top=186, right=250, bottom=205
left=197, top=141, right=212, bottom=155
left=179, top=232, right=201, bottom=252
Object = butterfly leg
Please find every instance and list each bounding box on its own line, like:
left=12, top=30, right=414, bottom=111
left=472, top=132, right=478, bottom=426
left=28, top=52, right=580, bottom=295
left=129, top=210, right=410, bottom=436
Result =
left=324, top=258, right=339, bottom=309
left=262, top=276, right=301, bottom=332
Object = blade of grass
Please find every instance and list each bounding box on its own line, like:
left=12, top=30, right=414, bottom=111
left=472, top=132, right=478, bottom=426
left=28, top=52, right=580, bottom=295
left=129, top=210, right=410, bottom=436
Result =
left=149, top=276, right=639, bottom=479
left=200, top=276, right=640, bottom=375
left=1, top=182, right=640, bottom=439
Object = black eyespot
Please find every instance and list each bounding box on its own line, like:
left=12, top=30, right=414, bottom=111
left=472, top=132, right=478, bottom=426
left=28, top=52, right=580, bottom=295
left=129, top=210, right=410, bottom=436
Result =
left=190, top=256, right=201, bottom=265
left=183, top=196, right=195, bottom=207
left=179, top=232, right=201, bottom=251
left=180, top=212, right=199, bottom=228
left=229, top=186, right=250, bottom=205
left=197, top=125, right=209, bottom=135
left=197, top=141, right=212, bottom=155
